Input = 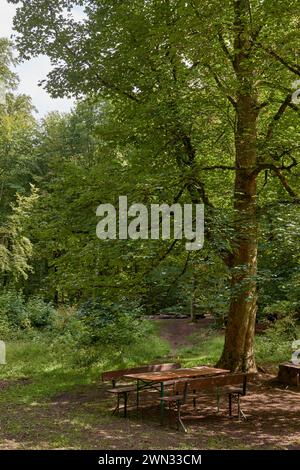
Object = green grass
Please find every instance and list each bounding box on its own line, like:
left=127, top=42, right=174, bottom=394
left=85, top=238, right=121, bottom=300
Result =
left=0, top=340, right=97, bottom=404
left=255, top=335, right=293, bottom=365
left=0, top=327, right=170, bottom=404
left=178, top=331, right=224, bottom=367
left=177, top=327, right=298, bottom=368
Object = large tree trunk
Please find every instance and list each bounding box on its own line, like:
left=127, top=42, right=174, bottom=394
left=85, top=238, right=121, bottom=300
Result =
left=217, top=0, right=259, bottom=372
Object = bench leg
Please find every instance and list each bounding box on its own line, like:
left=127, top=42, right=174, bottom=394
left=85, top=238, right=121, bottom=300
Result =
left=228, top=393, right=246, bottom=421
left=112, top=394, right=120, bottom=415
left=112, top=392, right=129, bottom=418
left=236, top=394, right=246, bottom=421
left=176, top=403, right=187, bottom=433
left=168, top=403, right=171, bottom=427
left=160, top=382, right=165, bottom=425
left=192, top=389, right=197, bottom=409
left=124, top=392, right=128, bottom=418
left=216, top=387, right=220, bottom=413
left=136, top=380, right=139, bottom=415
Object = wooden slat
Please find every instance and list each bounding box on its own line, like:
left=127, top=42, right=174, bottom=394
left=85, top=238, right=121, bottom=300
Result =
left=175, top=373, right=255, bottom=393
left=108, top=386, right=136, bottom=394
left=102, top=362, right=181, bottom=382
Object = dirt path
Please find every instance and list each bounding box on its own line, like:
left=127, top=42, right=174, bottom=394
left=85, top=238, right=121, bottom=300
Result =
left=156, top=317, right=215, bottom=352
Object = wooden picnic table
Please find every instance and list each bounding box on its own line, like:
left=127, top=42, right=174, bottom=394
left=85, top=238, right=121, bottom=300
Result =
left=124, top=366, right=230, bottom=422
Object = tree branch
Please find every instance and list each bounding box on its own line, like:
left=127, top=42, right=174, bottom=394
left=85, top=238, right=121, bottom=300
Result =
left=252, top=162, right=298, bottom=198
left=260, top=45, right=300, bottom=77
left=207, top=66, right=237, bottom=109
left=200, top=165, right=237, bottom=171
left=165, top=252, right=191, bottom=295
left=266, top=93, right=293, bottom=140
left=288, top=101, right=300, bottom=115
left=218, top=31, right=234, bottom=65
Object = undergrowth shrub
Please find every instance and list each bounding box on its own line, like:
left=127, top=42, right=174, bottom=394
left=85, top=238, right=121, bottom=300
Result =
left=255, top=313, right=299, bottom=364
left=0, top=290, right=56, bottom=337
left=26, top=296, right=56, bottom=328
left=34, top=299, right=169, bottom=368
left=263, top=300, right=299, bottom=323
left=0, top=290, right=29, bottom=332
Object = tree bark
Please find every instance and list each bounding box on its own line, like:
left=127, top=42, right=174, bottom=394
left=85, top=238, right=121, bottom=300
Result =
left=217, top=0, right=259, bottom=372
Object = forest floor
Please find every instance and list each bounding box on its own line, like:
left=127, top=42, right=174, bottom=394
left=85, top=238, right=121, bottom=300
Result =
left=0, top=319, right=299, bottom=450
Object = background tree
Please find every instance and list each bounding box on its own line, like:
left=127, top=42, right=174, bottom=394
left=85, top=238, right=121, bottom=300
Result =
left=0, top=37, right=38, bottom=287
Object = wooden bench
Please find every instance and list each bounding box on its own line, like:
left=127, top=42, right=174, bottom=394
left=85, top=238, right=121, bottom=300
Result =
left=278, top=362, right=300, bottom=387
left=160, top=373, right=255, bottom=431
left=102, top=362, right=181, bottom=417
left=188, top=373, right=255, bottom=420
left=160, top=381, right=189, bottom=432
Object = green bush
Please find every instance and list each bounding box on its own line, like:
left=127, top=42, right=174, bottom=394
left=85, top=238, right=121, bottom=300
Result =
left=26, top=296, right=56, bottom=328
left=263, top=300, right=299, bottom=323
left=255, top=332, right=293, bottom=365
left=73, top=318, right=170, bottom=368
left=0, top=312, right=11, bottom=339
left=76, top=299, right=145, bottom=344
left=255, top=312, right=299, bottom=364
left=265, top=314, right=298, bottom=342
left=51, top=300, right=170, bottom=366
left=77, top=299, right=117, bottom=342
left=0, top=290, right=29, bottom=330
left=0, top=291, right=56, bottom=334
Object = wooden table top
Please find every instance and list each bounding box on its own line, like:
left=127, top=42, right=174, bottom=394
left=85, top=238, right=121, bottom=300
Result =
left=124, top=366, right=230, bottom=382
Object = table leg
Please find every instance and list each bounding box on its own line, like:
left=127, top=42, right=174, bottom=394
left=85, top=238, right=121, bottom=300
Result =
left=160, top=381, right=165, bottom=425
left=216, top=387, right=220, bottom=413
left=136, top=379, right=139, bottom=415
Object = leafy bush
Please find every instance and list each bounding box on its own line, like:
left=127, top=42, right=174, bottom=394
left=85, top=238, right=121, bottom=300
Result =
left=254, top=312, right=299, bottom=364
left=53, top=300, right=170, bottom=366
left=0, top=290, right=29, bottom=330
left=0, top=312, right=11, bottom=339
left=73, top=318, right=170, bottom=368
left=26, top=296, right=56, bottom=328
left=77, top=299, right=116, bottom=341
left=255, top=332, right=293, bottom=365
left=76, top=299, right=144, bottom=344
left=265, top=314, right=298, bottom=342
left=0, top=291, right=56, bottom=334
left=263, top=300, right=298, bottom=323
